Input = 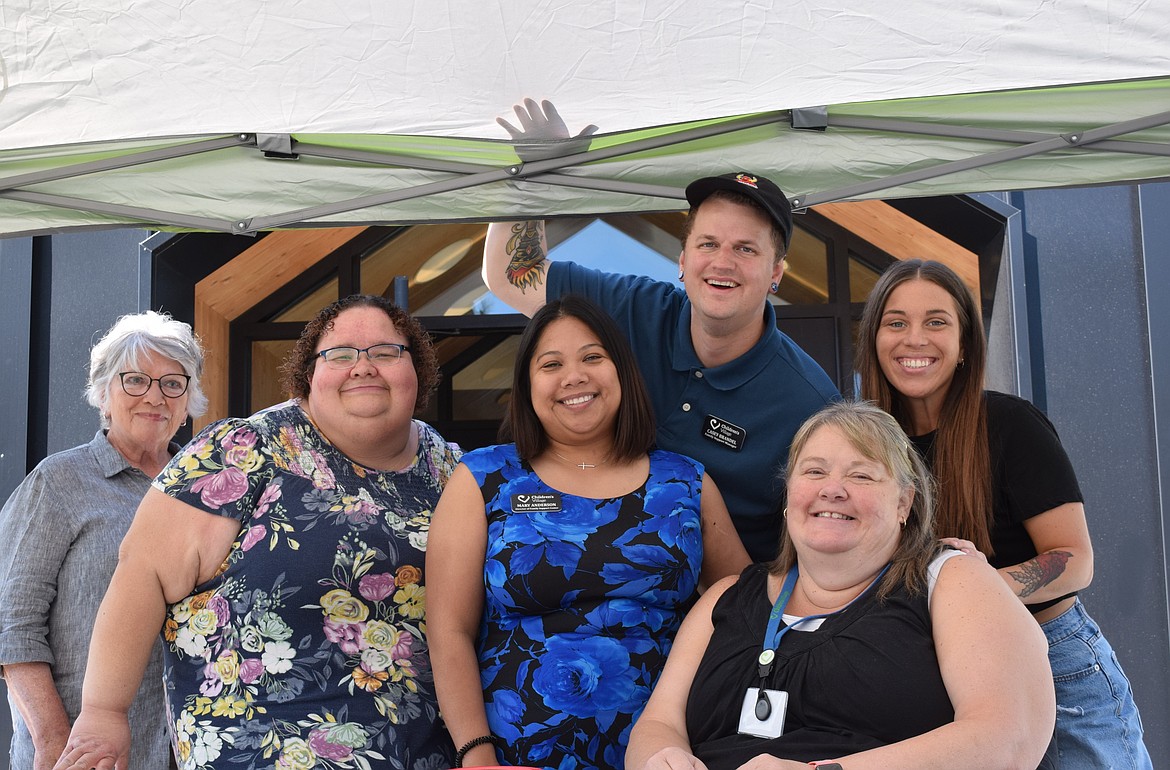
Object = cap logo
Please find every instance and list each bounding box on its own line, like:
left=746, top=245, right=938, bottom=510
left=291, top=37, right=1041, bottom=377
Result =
left=734, top=173, right=759, bottom=189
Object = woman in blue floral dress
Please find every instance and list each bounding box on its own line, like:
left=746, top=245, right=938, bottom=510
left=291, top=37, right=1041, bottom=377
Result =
left=54, top=295, right=462, bottom=770
left=429, top=296, right=750, bottom=770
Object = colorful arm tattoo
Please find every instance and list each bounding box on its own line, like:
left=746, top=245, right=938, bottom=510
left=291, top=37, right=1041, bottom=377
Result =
left=1007, top=550, right=1072, bottom=598
left=504, top=221, right=548, bottom=292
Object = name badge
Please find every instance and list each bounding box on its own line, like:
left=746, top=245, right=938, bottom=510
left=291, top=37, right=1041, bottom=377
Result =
left=737, top=687, right=788, bottom=738
left=510, top=493, right=562, bottom=513
left=703, top=414, right=746, bottom=451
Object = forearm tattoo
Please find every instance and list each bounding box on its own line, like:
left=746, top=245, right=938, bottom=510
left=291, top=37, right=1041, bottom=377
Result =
left=504, top=221, right=548, bottom=292
left=1007, top=550, right=1072, bottom=598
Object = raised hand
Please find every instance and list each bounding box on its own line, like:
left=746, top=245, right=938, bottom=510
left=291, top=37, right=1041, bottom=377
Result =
left=497, top=98, right=598, bottom=161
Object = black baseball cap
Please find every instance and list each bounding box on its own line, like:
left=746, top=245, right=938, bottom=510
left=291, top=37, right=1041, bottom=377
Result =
left=685, top=172, right=793, bottom=250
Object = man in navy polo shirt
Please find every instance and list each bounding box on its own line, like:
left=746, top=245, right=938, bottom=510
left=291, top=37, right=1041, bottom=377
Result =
left=483, top=166, right=838, bottom=561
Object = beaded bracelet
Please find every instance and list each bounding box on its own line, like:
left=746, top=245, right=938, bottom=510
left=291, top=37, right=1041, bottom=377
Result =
left=454, top=734, right=502, bottom=767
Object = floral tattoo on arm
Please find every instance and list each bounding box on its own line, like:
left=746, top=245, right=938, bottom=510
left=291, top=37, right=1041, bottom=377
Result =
left=504, top=221, right=548, bottom=292
left=1007, top=550, right=1072, bottom=598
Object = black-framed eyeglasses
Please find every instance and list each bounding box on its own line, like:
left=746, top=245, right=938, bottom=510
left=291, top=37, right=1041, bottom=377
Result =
left=118, top=371, right=191, bottom=398
left=317, top=343, right=412, bottom=370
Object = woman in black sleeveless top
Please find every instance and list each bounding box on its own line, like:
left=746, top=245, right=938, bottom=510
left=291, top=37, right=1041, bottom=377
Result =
left=627, top=401, right=1054, bottom=770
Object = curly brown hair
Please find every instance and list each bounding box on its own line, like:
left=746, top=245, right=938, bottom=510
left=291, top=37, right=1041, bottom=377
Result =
left=279, top=294, right=440, bottom=412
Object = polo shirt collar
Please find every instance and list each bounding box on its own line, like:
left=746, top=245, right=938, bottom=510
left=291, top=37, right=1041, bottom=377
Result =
left=92, top=429, right=135, bottom=479
left=672, top=301, right=782, bottom=390
left=92, top=429, right=180, bottom=479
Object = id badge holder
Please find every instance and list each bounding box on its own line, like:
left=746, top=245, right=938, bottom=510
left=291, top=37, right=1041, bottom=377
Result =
left=737, top=686, right=788, bottom=738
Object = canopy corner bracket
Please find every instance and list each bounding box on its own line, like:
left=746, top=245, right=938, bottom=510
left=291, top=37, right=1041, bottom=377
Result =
left=257, top=133, right=299, bottom=160
left=791, top=106, right=829, bottom=132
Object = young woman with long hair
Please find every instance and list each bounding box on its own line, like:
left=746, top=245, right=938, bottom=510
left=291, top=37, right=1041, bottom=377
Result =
left=856, top=259, right=1150, bottom=769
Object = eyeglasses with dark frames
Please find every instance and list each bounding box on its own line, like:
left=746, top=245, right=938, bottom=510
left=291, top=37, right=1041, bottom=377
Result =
left=118, top=371, right=191, bottom=398
left=317, top=343, right=412, bottom=370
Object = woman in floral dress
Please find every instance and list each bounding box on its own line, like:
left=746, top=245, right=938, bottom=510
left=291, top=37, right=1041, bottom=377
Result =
left=53, top=295, right=462, bottom=770
left=428, top=295, right=750, bottom=770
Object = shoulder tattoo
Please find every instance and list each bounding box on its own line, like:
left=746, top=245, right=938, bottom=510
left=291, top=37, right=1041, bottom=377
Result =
left=504, top=221, right=548, bottom=292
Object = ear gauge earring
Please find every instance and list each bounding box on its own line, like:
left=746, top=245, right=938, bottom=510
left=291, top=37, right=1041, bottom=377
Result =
left=770, top=282, right=779, bottom=293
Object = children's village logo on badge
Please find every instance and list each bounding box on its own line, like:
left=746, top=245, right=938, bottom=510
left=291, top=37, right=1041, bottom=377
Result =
left=734, top=173, right=759, bottom=189
left=511, top=493, right=563, bottom=513
left=702, top=414, right=746, bottom=451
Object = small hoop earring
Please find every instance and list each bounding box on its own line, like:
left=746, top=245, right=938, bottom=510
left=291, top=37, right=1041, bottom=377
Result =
left=678, top=270, right=685, bottom=281
left=782, top=507, right=788, bottom=519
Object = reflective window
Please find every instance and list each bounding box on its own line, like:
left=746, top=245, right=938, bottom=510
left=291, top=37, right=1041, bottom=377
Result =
left=776, top=228, right=829, bottom=305
left=848, top=252, right=884, bottom=303
left=274, top=276, right=339, bottom=322
left=362, top=224, right=486, bottom=313
left=449, top=336, right=520, bottom=421
left=251, top=339, right=296, bottom=412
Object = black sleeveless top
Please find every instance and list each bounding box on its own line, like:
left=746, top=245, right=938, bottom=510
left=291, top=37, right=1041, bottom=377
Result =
left=685, top=564, right=953, bottom=768
left=910, top=391, right=1084, bottom=613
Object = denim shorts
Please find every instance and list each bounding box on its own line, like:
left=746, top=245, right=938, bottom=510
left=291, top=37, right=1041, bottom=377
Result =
left=1042, top=598, right=1152, bottom=770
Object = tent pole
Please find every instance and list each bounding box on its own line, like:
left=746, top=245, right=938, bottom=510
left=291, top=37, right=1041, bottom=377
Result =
left=830, top=114, right=1170, bottom=157
left=0, top=136, right=251, bottom=191
left=241, top=114, right=794, bottom=230
left=796, top=109, right=1170, bottom=207
left=0, top=189, right=239, bottom=232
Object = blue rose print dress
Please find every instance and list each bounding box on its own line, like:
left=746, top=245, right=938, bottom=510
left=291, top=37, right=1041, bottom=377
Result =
left=153, top=400, right=461, bottom=770
left=461, top=444, right=705, bottom=770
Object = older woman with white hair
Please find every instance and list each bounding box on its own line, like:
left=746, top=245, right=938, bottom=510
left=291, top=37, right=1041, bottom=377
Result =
left=0, top=310, right=205, bottom=770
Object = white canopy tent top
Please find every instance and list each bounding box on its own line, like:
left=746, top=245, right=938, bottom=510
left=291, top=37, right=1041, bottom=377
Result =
left=1, top=0, right=1169, bottom=236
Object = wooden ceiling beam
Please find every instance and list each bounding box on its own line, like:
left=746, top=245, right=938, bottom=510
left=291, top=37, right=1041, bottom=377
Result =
left=813, top=200, right=980, bottom=295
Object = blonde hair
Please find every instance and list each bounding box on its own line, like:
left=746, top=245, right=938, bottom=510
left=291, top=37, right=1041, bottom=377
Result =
left=774, top=400, right=940, bottom=599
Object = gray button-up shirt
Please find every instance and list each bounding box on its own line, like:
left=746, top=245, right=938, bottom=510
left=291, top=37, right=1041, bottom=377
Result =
left=0, top=430, right=171, bottom=769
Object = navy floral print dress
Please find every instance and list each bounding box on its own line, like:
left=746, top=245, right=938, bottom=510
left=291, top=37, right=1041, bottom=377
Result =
left=462, top=444, right=704, bottom=770
left=153, top=400, right=461, bottom=770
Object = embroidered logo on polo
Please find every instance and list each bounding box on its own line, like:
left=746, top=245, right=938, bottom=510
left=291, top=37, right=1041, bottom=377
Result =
left=702, top=414, right=746, bottom=451
left=510, top=493, right=563, bottom=512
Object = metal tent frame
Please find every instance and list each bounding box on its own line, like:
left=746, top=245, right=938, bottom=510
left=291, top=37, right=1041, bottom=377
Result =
left=3, top=78, right=1170, bottom=236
